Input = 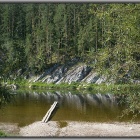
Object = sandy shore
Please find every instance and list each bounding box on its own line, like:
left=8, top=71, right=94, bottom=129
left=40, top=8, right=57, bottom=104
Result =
left=1, top=121, right=140, bottom=137
left=19, top=121, right=140, bottom=137
left=0, top=122, right=20, bottom=136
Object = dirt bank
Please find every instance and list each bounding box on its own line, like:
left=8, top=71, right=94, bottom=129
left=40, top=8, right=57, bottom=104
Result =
left=18, top=121, right=140, bottom=137
left=0, top=121, right=140, bottom=137
left=0, top=122, right=20, bottom=136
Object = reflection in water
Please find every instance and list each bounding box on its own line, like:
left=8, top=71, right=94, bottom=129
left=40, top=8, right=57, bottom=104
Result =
left=0, top=90, right=135, bottom=127
left=42, top=91, right=118, bottom=112
left=0, top=87, right=15, bottom=108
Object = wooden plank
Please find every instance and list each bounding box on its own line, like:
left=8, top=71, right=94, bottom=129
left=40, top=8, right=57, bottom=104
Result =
left=44, top=101, right=57, bottom=123
left=42, top=101, right=57, bottom=122
left=42, top=101, right=58, bottom=123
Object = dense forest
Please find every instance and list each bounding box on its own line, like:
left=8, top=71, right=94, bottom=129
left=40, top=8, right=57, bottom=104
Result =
left=0, top=3, right=139, bottom=82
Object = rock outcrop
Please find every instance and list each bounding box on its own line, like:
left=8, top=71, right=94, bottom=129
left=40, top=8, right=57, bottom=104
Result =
left=28, top=64, right=101, bottom=84
left=15, top=61, right=139, bottom=84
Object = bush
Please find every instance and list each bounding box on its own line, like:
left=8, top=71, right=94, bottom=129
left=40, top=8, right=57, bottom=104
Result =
left=0, top=131, right=7, bottom=137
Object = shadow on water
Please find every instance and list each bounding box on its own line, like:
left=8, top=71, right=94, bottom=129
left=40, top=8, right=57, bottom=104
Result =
left=0, top=89, right=139, bottom=127
left=0, top=85, right=16, bottom=108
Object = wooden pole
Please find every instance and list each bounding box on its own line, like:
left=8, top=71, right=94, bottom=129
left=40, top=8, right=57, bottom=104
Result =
left=42, top=101, right=58, bottom=123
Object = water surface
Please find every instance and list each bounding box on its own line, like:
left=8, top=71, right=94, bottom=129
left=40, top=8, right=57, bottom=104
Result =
left=0, top=90, right=138, bottom=127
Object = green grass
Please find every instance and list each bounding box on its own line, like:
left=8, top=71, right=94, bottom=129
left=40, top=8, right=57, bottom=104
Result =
left=0, top=131, right=7, bottom=137
left=71, top=83, right=140, bottom=94
left=2, top=78, right=139, bottom=95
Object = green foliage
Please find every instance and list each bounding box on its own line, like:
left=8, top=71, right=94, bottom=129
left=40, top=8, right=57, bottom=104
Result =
left=0, top=3, right=139, bottom=83
left=0, top=131, right=7, bottom=137
left=6, top=78, right=140, bottom=96
left=119, top=91, right=140, bottom=121
left=0, top=84, right=11, bottom=106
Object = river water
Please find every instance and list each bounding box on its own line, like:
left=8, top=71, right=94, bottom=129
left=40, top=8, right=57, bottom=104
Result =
left=0, top=90, right=139, bottom=127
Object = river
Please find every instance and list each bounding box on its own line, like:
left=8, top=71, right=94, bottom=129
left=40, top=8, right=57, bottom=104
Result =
left=0, top=90, right=139, bottom=127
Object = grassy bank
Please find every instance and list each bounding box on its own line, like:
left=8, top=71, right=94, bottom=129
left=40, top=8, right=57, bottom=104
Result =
left=0, top=131, right=7, bottom=137
left=2, top=79, right=140, bottom=94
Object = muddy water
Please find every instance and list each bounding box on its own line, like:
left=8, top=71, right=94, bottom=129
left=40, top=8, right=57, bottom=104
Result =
left=0, top=90, right=137, bottom=127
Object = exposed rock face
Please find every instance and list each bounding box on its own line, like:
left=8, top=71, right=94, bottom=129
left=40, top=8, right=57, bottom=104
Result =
left=95, top=76, right=107, bottom=84
left=4, top=83, right=18, bottom=90
left=29, top=64, right=95, bottom=84
left=26, top=63, right=139, bottom=84
left=28, top=64, right=60, bottom=82
left=42, top=65, right=67, bottom=83
left=82, top=72, right=99, bottom=83
left=56, top=65, right=91, bottom=84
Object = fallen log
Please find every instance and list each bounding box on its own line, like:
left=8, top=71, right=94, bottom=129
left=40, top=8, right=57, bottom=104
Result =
left=42, top=101, right=58, bottom=123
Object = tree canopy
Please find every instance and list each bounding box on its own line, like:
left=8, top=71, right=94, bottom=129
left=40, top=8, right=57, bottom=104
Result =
left=0, top=3, right=139, bottom=83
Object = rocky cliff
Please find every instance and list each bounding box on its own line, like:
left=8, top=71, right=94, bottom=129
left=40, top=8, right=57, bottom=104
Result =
left=15, top=60, right=139, bottom=85
left=27, top=63, right=108, bottom=84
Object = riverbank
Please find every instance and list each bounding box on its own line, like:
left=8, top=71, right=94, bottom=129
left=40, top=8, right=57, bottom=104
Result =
left=19, top=121, right=140, bottom=137
left=2, top=79, right=140, bottom=95
left=1, top=61, right=140, bottom=91
left=1, top=121, right=140, bottom=137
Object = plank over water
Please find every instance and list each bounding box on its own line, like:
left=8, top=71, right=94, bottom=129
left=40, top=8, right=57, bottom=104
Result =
left=42, top=101, right=58, bottom=123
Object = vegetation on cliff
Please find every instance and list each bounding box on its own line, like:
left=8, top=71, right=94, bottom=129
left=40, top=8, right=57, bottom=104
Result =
left=0, top=3, right=139, bottom=83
